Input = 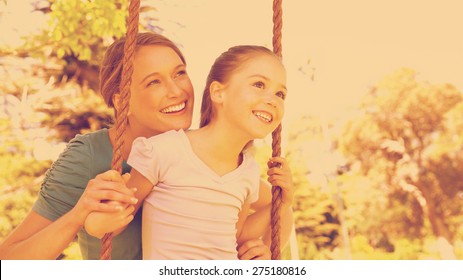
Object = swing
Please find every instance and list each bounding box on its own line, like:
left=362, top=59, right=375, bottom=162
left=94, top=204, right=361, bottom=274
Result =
left=100, top=0, right=295, bottom=260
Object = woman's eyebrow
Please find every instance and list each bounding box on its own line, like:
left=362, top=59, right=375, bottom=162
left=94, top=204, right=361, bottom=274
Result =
left=141, top=72, right=160, bottom=84
left=140, top=64, right=186, bottom=84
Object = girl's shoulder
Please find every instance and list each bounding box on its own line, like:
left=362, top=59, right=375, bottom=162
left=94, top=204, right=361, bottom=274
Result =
left=143, top=129, right=186, bottom=147
left=242, top=151, right=260, bottom=174
left=132, top=129, right=187, bottom=157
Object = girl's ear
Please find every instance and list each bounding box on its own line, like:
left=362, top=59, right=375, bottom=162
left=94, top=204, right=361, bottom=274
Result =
left=209, top=81, right=225, bottom=104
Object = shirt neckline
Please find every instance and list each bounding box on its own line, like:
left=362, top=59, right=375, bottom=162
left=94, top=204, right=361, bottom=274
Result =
left=177, top=129, right=248, bottom=183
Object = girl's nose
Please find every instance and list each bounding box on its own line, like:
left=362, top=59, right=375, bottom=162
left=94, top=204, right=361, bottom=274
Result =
left=264, top=93, right=278, bottom=108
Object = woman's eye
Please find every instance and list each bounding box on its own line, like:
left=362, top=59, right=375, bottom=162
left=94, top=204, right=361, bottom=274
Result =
left=253, top=81, right=265, bottom=89
left=147, top=79, right=160, bottom=86
left=276, top=91, right=286, bottom=100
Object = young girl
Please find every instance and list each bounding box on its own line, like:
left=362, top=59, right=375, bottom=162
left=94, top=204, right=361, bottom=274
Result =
left=85, top=45, right=293, bottom=259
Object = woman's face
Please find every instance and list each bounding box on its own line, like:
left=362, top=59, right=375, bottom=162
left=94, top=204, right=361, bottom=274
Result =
left=126, top=45, right=194, bottom=136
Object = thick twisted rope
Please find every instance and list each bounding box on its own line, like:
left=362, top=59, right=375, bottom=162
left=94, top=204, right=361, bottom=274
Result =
left=271, top=0, right=283, bottom=260
left=100, top=0, right=140, bottom=260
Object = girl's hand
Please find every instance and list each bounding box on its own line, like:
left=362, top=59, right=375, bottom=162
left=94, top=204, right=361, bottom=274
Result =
left=237, top=239, right=271, bottom=260
left=267, top=157, right=294, bottom=208
left=84, top=204, right=135, bottom=239
left=71, top=170, right=137, bottom=226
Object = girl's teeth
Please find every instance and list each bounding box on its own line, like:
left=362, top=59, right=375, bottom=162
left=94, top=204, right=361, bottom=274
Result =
left=253, top=111, right=272, bottom=122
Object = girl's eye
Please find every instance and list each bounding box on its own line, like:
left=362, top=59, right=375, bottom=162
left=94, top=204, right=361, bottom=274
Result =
left=253, top=81, right=265, bottom=89
left=147, top=79, right=161, bottom=87
left=276, top=91, right=286, bottom=100
left=176, top=70, right=187, bottom=77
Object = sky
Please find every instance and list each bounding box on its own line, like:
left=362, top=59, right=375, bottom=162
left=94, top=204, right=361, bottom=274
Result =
left=1, top=0, right=463, bottom=127
left=152, top=0, right=463, bottom=127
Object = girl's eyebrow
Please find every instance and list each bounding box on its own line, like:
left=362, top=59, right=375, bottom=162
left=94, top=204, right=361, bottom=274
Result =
left=248, top=74, right=287, bottom=90
left=140, top=64, right=185, bottom=84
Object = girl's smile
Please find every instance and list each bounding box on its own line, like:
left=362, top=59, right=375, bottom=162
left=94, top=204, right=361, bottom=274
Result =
left=252, top=110, right=273, bottom=123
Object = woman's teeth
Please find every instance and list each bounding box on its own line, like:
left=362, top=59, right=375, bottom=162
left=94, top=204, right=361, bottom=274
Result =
left=161, top=102, right=186, bottom=113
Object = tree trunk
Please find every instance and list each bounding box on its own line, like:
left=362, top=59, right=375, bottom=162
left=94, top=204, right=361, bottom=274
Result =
left=416, top=180, right=456, bottom=259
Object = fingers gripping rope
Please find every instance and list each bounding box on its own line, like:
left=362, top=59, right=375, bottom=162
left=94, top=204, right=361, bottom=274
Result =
left=100, top=0, right=141, bottom=260
left=271, top=0, right=283, bottom=260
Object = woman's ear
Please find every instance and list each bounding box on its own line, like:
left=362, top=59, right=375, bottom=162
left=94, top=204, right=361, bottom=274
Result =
left=209, top=81, right=225, bottom=104
left=112, top=93, right=126, bottom=117
left=112, top=93, right=120, bottom=110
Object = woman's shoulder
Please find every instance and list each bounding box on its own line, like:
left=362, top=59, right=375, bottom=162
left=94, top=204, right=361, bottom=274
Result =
left=71, top=128, right=109, bottom=145
left=69, top=128, right=110, bottom=152
left=57, top=129, right=111, bottom=166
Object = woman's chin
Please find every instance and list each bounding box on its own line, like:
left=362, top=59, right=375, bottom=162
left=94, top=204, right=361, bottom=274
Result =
left=164, top=120, right=192, bottom=132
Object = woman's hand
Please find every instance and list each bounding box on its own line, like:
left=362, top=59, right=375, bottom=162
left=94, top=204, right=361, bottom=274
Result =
left=71, top=170, right=137, bottom=226
left=237, top=239, right=271, bottom=260
left=267, top=157, right=294, bottom=208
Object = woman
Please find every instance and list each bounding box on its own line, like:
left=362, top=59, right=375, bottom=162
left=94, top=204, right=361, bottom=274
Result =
left=0, top=33, right=292, bottom=260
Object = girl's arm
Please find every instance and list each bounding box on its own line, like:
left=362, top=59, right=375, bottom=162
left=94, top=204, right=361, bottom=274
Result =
left=84, top=169, right=155, bottom=238
left=0, top=170, right=136, bottom=259
left=237, top=238, right=271, bottom=260
left=236, top=203, right=271, bottom=244
left=237, top=191, right=293, bottom=250
left=252, top=182, right=294, bottom=249
left=240, top=157, right=294, bottom=248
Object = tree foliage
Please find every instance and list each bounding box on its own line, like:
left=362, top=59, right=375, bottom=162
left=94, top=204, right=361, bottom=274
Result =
left=283, top=116, right=341, bottom=259
left=340, top=68, right=463, bottom=259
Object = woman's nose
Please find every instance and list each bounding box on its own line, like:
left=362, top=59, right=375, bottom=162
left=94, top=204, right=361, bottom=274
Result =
left=166, top=80, right=183, bottom=98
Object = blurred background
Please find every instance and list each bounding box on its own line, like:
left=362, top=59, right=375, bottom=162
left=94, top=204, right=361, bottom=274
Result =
left=1, top=0, right=462, bottom=259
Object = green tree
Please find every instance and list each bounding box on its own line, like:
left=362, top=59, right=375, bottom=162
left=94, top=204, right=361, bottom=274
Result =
left=340, top=68, right=463, bottom=259
left=284, top=116, right=341, bottom=259
left=9, top=0, right=158, bottom=90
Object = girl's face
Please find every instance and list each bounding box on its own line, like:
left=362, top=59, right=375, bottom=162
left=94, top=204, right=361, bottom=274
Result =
left=220, top=54, right=286, bottom=139
left=127, top=45, right=194, bottom=136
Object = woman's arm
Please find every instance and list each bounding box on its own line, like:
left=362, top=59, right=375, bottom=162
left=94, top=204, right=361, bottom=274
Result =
left=0, top=210, right=81, bottom=260
left=0, top=170, right=136, bottom=259
left=84, top=169, right=154, bottom=238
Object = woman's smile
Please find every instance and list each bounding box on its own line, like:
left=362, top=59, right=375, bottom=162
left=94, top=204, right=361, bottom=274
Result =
left=160, top=101, right=187, bottom=114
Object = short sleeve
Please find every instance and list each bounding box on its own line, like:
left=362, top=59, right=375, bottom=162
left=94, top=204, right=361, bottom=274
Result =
left=244, top=154, right=261, bottom=205
left=32, top=138, right=92, bottom=221
left=246, top=181, right=259, bottom=205
left=127, top=137, right=160, bottom=185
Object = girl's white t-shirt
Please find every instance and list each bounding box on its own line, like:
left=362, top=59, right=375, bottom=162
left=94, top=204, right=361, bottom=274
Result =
left=127, top=129, right=260, bottom=259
